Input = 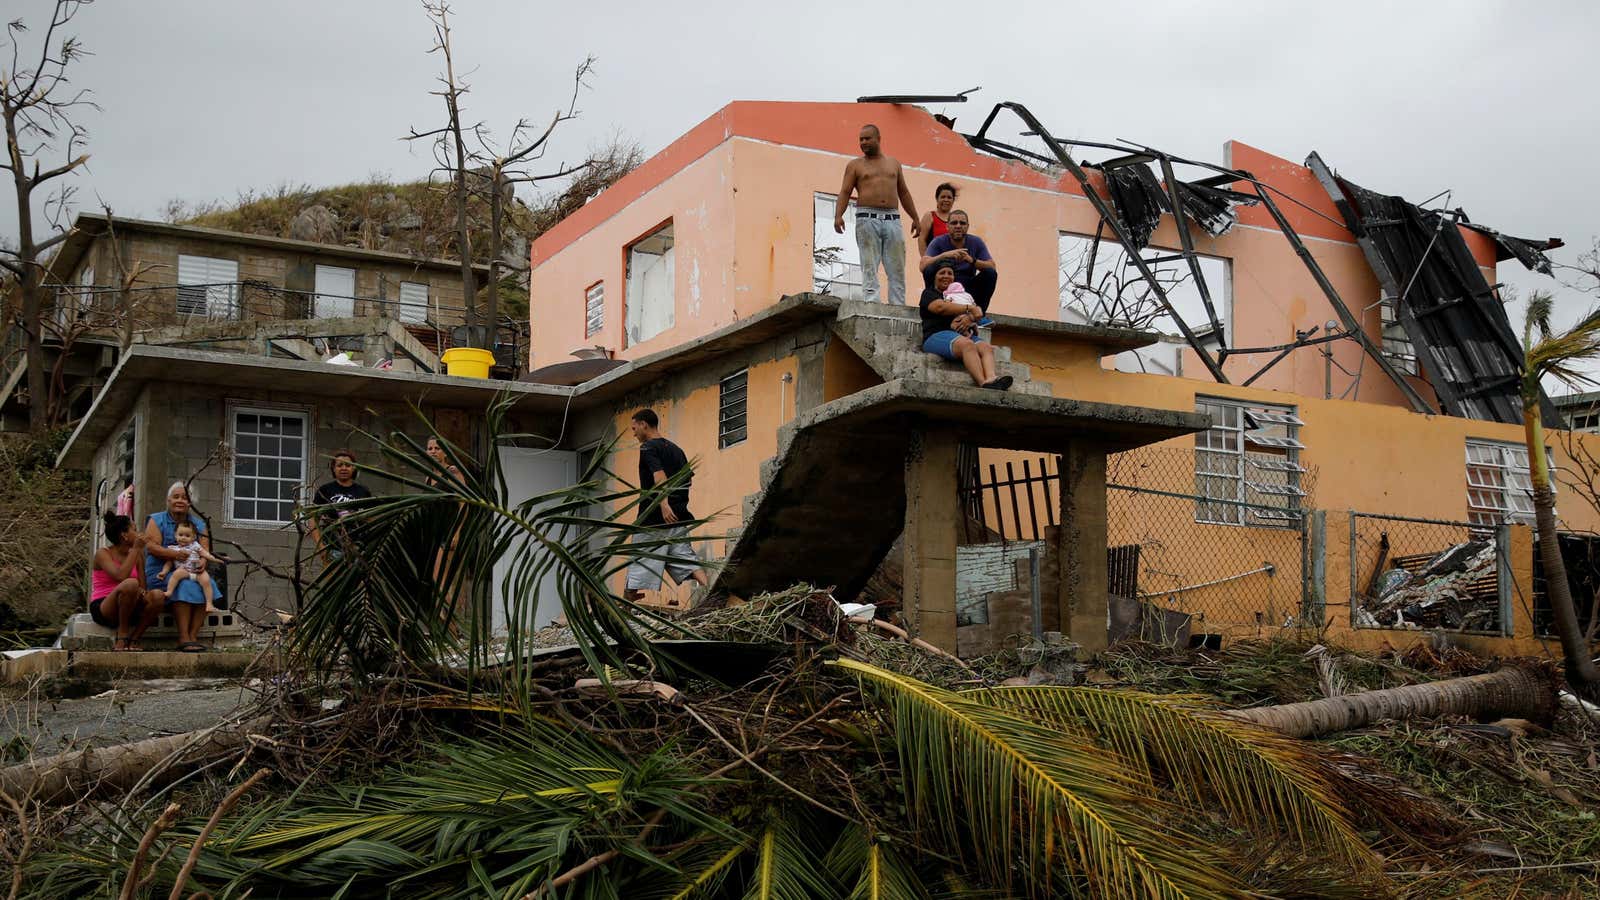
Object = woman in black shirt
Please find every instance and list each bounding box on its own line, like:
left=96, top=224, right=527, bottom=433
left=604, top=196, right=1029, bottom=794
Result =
left=918, top=263, right=1011, bottom=390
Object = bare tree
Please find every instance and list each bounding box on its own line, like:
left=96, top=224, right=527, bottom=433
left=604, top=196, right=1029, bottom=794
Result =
left=33, top=209, right=163, bottom=425
left=466, top=61, right=596, bottom=338
left=406, top=1, right=477, bottom=339
left=0, top=0, right=95, bottom=431
left=405, top=1, right=597, bottom=350
left=1058, top=230, right=1199, bottom=333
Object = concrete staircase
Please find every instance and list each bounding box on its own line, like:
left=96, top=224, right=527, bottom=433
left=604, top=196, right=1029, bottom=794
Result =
left=826, top=300, right=1052, bottom=396
left=716, top=305, right=1063, bottom=601
left=717, top=412, right=909, bottom=602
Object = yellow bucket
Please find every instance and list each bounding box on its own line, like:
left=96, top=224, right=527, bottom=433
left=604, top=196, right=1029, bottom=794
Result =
left=441, top=347, right=495, bottom=379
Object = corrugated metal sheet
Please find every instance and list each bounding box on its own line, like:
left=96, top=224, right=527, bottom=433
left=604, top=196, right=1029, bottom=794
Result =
left=1307, top=153, right=1556, bottom=426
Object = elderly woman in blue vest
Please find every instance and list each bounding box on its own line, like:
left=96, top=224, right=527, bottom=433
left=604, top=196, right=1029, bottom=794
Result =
left=143, top=481, right=222, bottom=652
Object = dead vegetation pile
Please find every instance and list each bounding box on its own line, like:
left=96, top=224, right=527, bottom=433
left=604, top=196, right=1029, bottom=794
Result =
left=1098, top=637, right=1600, bottom=897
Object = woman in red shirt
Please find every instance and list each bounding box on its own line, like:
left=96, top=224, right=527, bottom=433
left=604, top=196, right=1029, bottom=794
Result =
left=917, top=182, right=959, bottom=255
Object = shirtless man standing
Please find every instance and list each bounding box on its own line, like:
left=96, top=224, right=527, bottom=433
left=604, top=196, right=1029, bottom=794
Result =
left=833, top=124, right=919, bottom=304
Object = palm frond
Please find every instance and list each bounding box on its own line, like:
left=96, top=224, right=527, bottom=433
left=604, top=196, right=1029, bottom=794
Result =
left=834, top=659, right=1250, bottom=900
left=823, top=826, right=935, bottom=900
left=740, top=815, right=837, bottom=900
left=293, top=393, right=712, bottom=688
left=968, top=685, right=1378, bottom=873
left=668, top=838, right=751, bottom=900
left=1523, top=295, right=1600, bottom=391
left=173, top=721, right=731, bottom=897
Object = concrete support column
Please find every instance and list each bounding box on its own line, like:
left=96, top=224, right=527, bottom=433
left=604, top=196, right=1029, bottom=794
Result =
left=1057, top=440, right=1109, bottom=654
left=902, top=427, right=961, bottom=653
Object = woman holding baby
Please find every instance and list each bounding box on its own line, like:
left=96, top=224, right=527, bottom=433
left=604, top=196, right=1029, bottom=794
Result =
left=918, top=262, right=1010, bottom=391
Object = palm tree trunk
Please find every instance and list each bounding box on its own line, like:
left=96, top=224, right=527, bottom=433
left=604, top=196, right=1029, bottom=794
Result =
left=1225, top=666, right=1555, bottom=739
left=1526, top=410, right=1600, bottom=700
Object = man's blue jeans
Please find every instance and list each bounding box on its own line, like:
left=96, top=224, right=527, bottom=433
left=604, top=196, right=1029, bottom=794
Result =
left=855, top=209, right=905, bottom=305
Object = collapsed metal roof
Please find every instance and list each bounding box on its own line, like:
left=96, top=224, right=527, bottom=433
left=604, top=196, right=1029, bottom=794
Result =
left=1307, top=153, right=1558, bottom=425
left=865, top=93, right=1560, bottom=424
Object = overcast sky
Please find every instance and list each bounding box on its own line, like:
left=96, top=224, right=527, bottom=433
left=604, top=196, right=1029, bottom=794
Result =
left=6, top=0, right=1599, bottom=350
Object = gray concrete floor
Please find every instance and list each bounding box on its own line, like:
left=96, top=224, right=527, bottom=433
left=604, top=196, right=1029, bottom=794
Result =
left=1, top=678, right=250, bottom=759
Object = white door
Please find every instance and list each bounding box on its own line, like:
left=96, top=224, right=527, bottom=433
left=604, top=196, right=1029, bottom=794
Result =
left=492, top=447, right=578, bottom=634
left=314, top=265, right=355, bottom=318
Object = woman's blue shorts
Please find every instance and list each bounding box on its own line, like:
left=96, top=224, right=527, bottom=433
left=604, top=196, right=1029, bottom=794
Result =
left=922, top=330, right=983, bottom=361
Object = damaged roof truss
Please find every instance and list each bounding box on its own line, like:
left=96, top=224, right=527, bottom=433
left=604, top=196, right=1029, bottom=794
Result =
left=956, top=100, right=1447, bottom=414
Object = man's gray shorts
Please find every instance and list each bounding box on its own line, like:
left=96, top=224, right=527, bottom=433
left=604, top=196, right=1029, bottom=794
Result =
left=625, top=526, right=701, bottom=591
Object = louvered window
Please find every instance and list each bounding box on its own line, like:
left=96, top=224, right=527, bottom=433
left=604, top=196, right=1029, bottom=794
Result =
left=719, top=370, right=748, bottom=449
left=1466, top=439, right=1540, bottom=527
left=176, top=255, right=240, bottom=318
left=398, top=281, right=429, bottom=324
left=585, top=282, right=605, bottom=337
left=1194, top=397, right=1305, bottom=527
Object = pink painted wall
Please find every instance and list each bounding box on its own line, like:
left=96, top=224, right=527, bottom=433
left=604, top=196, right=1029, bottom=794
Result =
left=529, top=101, right=1496, bottom=409
left=528, top=141, right=738, bottom=367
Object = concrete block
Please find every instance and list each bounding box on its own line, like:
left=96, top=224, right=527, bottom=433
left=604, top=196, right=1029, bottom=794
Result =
left=0, top=649, right=68, bottom=684
left=60, top=611, right=247, bottom=651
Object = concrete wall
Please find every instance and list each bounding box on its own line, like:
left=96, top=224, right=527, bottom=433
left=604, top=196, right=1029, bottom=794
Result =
left=568, top=322, right=852, bottom=605
left=528, top=142, right=738, bottom=369
left=60, top=229, right=474, bottom=329
left=83, top=380, right=541, bottom=624
left=986, top=334, right=1600, bottom=654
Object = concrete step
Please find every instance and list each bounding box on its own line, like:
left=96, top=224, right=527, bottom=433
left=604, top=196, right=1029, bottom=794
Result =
left=878, top=351, right=1032, bottom=384
left=871, top=332, right=1012, bottom=363
left=775, top=421, right=799, bottom=459
left=835, top=299, right=922, bottom=325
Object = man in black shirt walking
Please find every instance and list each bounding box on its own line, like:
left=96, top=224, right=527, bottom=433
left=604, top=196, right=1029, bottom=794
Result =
left=624, top=408, right=708, bottom=603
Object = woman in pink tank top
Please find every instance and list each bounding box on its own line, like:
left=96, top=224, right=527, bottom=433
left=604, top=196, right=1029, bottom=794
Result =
left=917, top=182, right=960, bottom=255
left=91, top=511, right=162, bottom=650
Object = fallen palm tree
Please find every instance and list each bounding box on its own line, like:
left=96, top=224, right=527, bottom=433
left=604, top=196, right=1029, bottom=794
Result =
left=1226, top=665, right=1559, bottom=739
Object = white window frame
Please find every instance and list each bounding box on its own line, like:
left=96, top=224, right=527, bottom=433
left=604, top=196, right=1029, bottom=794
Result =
left=813, top=192, right=863, bottom=300
left=177, top=254, right=240, bottom=318
left=624, top=223, right=674, bottom=347
left=1193, top=397, right=1305, bottom=528
left=226, top=402, right=312, bottom=527
left=1058, top=231, right=1231, bottom=345
left=1466, top=439, right=1540, bottom=527
left=584, top=281, right=605, bottom=338
left=396, top=280, right=429, bottom=325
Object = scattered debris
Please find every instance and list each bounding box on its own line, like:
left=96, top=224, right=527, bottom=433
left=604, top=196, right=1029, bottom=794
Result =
left=1362, top=540, right=1501, bottom=631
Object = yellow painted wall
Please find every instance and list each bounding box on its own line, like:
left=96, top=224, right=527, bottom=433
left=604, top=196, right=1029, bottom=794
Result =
left=604, top=354, right=800, bottom=605
left=985, top=335, right=1600, bottom=654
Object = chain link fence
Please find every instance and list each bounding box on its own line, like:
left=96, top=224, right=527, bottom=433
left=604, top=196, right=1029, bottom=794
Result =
left=1106, top=445, right=1314, bottom=641
left=1348, top=512, right=1509, bottom=635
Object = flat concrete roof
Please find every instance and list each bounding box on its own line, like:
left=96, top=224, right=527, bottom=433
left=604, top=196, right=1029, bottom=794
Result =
left=794, top=378, right=1207, bottom=454
left=47, top=212, right=491, bottom=285
left=56, top=293, right=1167, bottom=468
left=56, top=346, right=575, bottom=468
left=574, top=293, right=841, bottom=406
